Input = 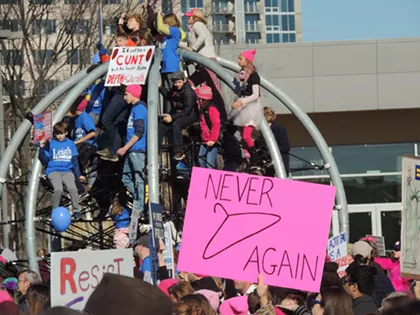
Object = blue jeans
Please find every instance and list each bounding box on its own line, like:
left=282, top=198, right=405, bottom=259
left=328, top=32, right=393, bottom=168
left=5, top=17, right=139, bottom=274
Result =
left=198, top=145, right=218, bottom=168
left=122, top=152, right=145, bottom=212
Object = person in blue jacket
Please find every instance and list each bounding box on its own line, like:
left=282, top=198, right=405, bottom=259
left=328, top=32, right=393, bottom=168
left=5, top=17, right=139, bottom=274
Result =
left=39, top=122, right=85, bottom=219
left=116, top=85, right=147, bottom=211
left=74, top=102, right=97, bottom=146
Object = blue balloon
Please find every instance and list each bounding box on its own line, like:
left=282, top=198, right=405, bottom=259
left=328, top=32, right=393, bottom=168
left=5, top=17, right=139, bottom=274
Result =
left=51, top=207, right=72, bottom=232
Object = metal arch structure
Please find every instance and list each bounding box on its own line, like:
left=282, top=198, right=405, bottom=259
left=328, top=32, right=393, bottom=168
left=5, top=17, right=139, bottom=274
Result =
left=0, top=49, right=348, bottom=273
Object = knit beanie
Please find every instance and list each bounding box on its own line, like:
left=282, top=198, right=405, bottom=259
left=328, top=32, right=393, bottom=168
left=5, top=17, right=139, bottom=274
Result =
left=219, top=296, right=248, bottom=315
left=158, top=278, right=179, bottom=297
left=84, top=273, right=173, bottom=315
left=126, top=85, right=143, bottom=99
left=195, top=289, right=222, bottom=313
left=241, top=49, right=256, bottom=63
left=195, top=85, right=213, bottom=100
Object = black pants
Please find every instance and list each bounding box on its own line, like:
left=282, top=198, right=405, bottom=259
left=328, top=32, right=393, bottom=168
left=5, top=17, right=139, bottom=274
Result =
left=100, top=92, right=130, bottom=154
left=158, top=114, right=197, bottom=153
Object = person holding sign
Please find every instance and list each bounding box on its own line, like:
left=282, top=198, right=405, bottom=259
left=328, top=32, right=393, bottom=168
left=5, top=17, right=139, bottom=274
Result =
left=158, top=71, right=197, bottom=160
left=38, top=122, right=85, bottom=220
left=117, top=85, right=147, bottom=208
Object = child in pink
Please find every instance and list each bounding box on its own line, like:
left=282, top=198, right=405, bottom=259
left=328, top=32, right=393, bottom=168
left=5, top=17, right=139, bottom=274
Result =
left=374, top=241, right=410, bottom=292
left=196, top=84, right=221, bottom=169
left=110, top=197, right=131, bottom=249
left=230, top=49, right=262, bottom=164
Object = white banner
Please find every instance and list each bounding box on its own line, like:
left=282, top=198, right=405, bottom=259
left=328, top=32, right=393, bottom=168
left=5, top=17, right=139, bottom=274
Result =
left=105, top=46, right=155, bottom=87
left=51, top=249, right=133, bottom=310
left=163, top=222, right=175, bottom=278
left=328, top=232, right=348, bottom=277
left=401, top=156, right=420, bottom=279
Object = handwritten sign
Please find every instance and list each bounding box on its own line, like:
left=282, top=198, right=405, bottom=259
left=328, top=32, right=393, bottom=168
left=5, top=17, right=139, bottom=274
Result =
left=366, top=235, right=386, bottom=256
left=163, top=222, right=176, bottom=278
left=328, top=233, right=348, bottom=277
left=33, top=111, right=52, bottom=144
left=51, top=249, right=133, bottom=310
left=178, top=168, right=335, bottom=292
left=105, top=46, right=155, bottom=87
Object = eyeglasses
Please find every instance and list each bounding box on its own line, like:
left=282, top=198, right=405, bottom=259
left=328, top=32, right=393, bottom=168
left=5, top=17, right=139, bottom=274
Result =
left=341, top=278, right=352, bottom=285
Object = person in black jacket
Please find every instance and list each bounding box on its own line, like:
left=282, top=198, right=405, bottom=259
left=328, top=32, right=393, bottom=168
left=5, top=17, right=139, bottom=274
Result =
left=158, top=71, right=197, bottom=160
left=255, top=106, right=290, bottom=176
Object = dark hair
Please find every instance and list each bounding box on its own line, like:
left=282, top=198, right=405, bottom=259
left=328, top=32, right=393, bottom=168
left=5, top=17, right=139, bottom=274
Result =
left=175, top=294, right=215, bottom=315
left=247, top=291, right=261, bottom=314
left=53, top=122, right=69, bottom=136
left=382, top=294, right=411, bottom=311
left=130, top=28, right=152, bottom=46
left=345, top=262, right=376, bottom=296
left=321, top=262, right=341, bottom=289
left=382, top=300, right=420, bottom=315
left=321, top=286, right=354, bottom=315
left=27, top=284, right=50, bottom=315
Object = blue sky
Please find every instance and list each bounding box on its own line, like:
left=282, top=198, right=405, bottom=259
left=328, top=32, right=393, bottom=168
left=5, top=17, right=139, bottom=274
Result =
left=302, top=0, right=420, bottom=42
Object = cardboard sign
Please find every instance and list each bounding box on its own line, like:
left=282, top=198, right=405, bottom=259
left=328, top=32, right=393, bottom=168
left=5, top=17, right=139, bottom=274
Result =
left=163, top=222, right=176, bottom=278
left=328, top=233, right=348, bottom=277
left=51, top=249, right=133, bottom=310
left=178, top=168, right=335, bottom=292
left=401, top=156, right=420, bottom=279
left=33, top=111, right=52, bottom=143
left=105, top=46, right=155, bottom=87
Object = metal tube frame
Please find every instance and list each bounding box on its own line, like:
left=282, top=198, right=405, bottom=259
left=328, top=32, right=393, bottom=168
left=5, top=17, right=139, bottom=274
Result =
left=215, top=56, right=349, bottom=237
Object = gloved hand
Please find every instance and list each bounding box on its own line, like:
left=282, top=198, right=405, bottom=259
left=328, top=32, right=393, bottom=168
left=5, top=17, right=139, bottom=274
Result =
left=96, top=42, right=106, bottom=55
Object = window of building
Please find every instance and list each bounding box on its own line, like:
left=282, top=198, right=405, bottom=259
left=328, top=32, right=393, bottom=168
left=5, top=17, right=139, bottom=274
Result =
left=67, top=49, right=91, bottom=65
left=33, top=50, right=55, bottom=65
left=288, top=0, right=294, bottom=12
left=245, top=33, right=259, bottom=44
left=2, top=80, right=25, bottom=97
left=289, top=15, right=295, bottom=30
left=102, top=0, right=121, bottom=4
left=64, top=20, right=90, bottom=34
left=283, top=33, right=289, bottom=42
left=289, top=33, right=296, bottom=42
left=104, top=20, right=118, bottom=35
left=189, top=0, right=203, bottom=7
left=214, top=34, right=230, bottom=45
left=1, top=19, right=21, bottom=32
left=281, top=15, right=288, bottom=31
left=31, top=0, right=55, bottom=4
left=265, top=14, right=280, bottom=31
left=64, top=0, right=84, bottom=4
left=0, top=50, right=23, bottom=66
left=32, top=20, right=56, bottom=35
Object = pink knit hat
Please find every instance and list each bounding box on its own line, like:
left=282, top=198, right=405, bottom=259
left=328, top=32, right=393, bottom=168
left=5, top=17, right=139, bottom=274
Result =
left=219, top=296, right=248, bottom=315
left=0, top=290, right=13, bottom=304
left=77, top=98, right=88, bottom=112
left=195, top=85, right=213, bottom=100
left=126, top=85, right=142, bottom=99
left=241, top=49, right=256, bottom=63
left=158, top=278, right=179, bottom=297
left=195, top=289, right=222, bottom=313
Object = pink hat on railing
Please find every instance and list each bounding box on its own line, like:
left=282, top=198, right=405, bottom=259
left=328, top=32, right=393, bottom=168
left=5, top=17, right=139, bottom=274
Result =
left=241, top=49, right=256, bottom=63
left=195, top=85, right=213, bottom=100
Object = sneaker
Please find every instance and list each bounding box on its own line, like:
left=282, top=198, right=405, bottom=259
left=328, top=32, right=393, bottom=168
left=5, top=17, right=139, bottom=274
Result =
left=100, top=152, right=119, bottom=162
left=97, top=148, right=110, bottom=156
left=173, top=152, right=185, bottom=161
left=73, top=211, right=82, bottom=221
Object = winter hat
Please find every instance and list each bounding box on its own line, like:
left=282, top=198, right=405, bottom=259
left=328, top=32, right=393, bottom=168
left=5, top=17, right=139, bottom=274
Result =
left=169, top=71, right=186, bottom=81
left=241, top=49, right=256, bottom=63
left=195, top=85, right=213, bottom=100
left=158, top=278, right=179, bottom=297
left=184, top=8, right=198, bottom=17
left=392, top=241, right=401, bottom=251
left=126, top=85, right=142, bottom=100
left=219, top=296, right=248, bottom=315
left=321, top=262, right=340, bottom=289
left=351, top=241, right=373, bottom=258
left=0, top=289, right=12, bottom=303
left=195, top=289, right=222, bottom=313
left=77, top=98, right=88, bottom=112
left=84, top=273, right=173, bottom=315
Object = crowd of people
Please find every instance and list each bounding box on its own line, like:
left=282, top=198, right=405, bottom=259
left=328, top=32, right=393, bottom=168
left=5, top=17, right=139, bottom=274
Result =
left=35, top=5, right=291, bottom=247
left=1, top=237, right=420, bottom=314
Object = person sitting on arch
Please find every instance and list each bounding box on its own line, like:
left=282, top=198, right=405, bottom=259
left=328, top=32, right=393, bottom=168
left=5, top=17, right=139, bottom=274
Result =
left=158, top=71, right=197, bottom=161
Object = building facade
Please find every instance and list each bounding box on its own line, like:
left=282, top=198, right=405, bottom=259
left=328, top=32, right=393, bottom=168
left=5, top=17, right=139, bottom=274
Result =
left=219, top=37, right=420, bottom=249
left=182, top=0, right=302, bottom=45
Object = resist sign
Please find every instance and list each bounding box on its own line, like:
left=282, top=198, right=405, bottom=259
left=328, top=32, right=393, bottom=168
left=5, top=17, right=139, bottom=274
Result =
left=178, top=168, right=335, bottom=292
left=105, top=46, right=155, bottom=87
left=51, top=249, right=133, bottom=310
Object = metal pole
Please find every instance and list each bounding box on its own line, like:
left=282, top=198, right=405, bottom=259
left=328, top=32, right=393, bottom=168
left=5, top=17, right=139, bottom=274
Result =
left=147, top=49, right=162, bottom=205
left=0, top=39, right=10, bottom=248
left=216, top=56, right=349, bottom=238
left=178, top=49, right=287, bottom=179
left=25, top=64, right=109, bottom=273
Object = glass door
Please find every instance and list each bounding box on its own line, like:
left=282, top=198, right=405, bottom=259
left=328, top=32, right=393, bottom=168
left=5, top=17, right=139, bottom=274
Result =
left=347, top=205, right=376, bottom=244
left=375, top=204, right=402, bottom=251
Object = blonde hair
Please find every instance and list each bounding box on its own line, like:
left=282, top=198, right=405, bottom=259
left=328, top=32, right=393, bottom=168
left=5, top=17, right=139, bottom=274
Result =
left=192, top=10, right=207, bottom=25
left=164, top=13, right=181, bottom=28
left=111, top=196, right=124, bottom=217
left=264, top=106, right=276, bottom=123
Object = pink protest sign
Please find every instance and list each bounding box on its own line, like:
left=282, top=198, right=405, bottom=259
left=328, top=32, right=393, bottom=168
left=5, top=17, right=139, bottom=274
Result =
left=33, top=111, right=53, bottom=144
left=178, top=168, right=336, bottom=292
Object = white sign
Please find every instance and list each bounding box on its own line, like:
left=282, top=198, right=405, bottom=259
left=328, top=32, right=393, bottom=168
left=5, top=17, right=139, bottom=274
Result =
left=328, top=232, right=348, bottom=277
left=401, top=156, right=420, bottom=279
left=163, top=222, right=175, bottom=278
left=51, top=249, right=133, bottom=310
left=105, top=46, right=155, bottom=87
